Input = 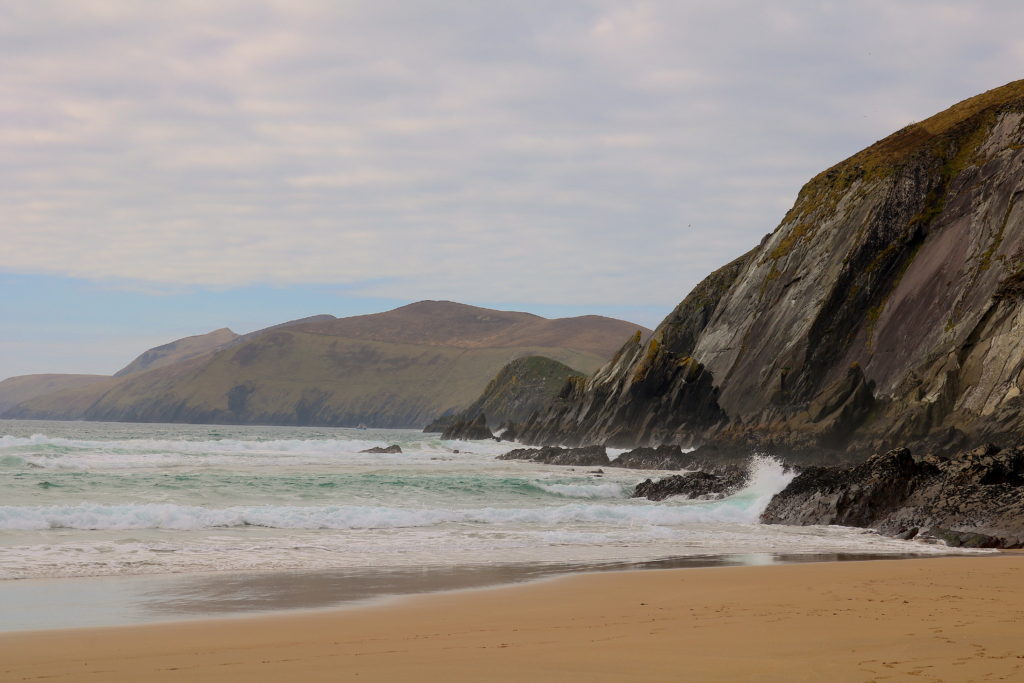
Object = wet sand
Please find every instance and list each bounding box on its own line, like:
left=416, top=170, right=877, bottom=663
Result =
left=0, top=552, right=932, bottom=632
left=1, top=555, right=1021, bottom=682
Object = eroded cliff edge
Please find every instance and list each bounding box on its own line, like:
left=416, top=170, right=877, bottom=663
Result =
left=518, top=80, right=1024, bottom=463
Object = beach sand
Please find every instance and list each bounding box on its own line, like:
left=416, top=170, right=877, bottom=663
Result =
left=1, top=555, right=1021, bottom=682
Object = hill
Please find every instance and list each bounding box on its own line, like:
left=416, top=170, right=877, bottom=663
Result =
left=5, top=302, right=648, bottom=428
left=0, top=374, right=110, bottom=414
left=114, top=328, right=239, bottom=376
left=518, top=79, right=1024, bottom=462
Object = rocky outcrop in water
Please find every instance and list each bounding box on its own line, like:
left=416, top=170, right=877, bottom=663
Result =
left=761, top=444, right=1024, bottom=548
left=517, top=80, right=1024, bottom=463
left=360, top=445, right=403, bottom=454
left=607, top=445, right=692, bottom=470
left=422, top=414, right=456, bottom=433
left=424, top=356, right=585, bottom=435
left=441, top=414, right=494, bottom=441
left=497, top=445, right=610, bottom=467
left=633, top=468, right=748, bottom=501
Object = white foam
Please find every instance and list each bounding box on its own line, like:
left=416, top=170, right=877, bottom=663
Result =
left=536, top=482, right=628, bottom=499
left=0, top=433, right=508, bottom=470
left=0, top=430, right=984, bottom=582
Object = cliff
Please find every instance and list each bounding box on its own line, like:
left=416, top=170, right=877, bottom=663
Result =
left=427, top=356, right=584, bottom=436
left=519, top=80, right=1024, bottom=461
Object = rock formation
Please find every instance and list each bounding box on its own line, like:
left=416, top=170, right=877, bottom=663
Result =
left=607, top=445, right=693, bottom=470
left=360, top=445, right=403, bottom=454
left=497, top=445, right=610, bottom=467
left=518, top=80, right=1024, bottom=462
left=424, top=356, right=584, bottom=434
left=441, top=414, right=494, bottom=441
left=761, top=444, right=1024, bottom=548
left=633, top=469, right=747, bottom=502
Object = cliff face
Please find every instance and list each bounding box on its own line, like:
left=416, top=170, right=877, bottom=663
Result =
left=431, top=356, right=585, bottom=434
left=520, top=80, right=1024, bottom=460
left=519, top=252, right=748, bottom=447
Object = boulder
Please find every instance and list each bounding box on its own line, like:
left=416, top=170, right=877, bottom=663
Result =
left=360, top=444, right=403, bottom=454
left=609, top=445, right=691, bottom=470
left=762, top=444, right=1024, bottom=548
left=497, top=445, right=610, bottom=467
left=633, top=468, right=748, bottom=501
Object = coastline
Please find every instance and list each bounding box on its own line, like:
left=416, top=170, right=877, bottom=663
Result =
left=1, top=554, right=1021, bottom=682
left=0, top=551, right=958, bottom=633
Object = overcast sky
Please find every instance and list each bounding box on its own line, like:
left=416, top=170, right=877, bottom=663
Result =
left=2, top=1, right=1023, bottom=379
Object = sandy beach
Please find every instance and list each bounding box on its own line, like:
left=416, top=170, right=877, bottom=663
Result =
left=1, top=555, right=1021, bottom=682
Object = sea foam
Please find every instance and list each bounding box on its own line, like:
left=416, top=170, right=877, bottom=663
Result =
left=0, top=458, right=793, bottom=531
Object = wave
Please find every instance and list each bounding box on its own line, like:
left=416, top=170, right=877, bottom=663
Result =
left=0, top=501, right=761, bottom=531
left=0, top=433, right=394, bottom=454
left=534, top=482, right=629, bottom=499
left=0, top=433, right=508, bottom=470
left=0, top=460, right=790, bottom=531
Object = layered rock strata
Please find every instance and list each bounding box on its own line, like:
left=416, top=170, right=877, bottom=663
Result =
left=761, top=444, right=1024, bottom=548
left=497, top=446, right=610, bottom=467
left=517, top=80, right=1024, bottom=462
left=632, top=469, right=748, bottom=502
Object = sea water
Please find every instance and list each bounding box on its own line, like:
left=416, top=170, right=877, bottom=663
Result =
left=0, top=419, right=959, bottom=583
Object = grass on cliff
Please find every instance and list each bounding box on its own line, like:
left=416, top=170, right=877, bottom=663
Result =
left=766, top=79, right=1024, bottom=264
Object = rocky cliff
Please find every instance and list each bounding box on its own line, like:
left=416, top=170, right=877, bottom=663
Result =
left=519, top=80, right=1024, bottom=462
left=761, top=445, right=1024, bottom=548
left=426, top=355, right=584, bottom=436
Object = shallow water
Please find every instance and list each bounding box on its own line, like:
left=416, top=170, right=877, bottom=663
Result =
left=0, top=420, right=972, bottom=585
left=0, top=552, right=956, bottom=632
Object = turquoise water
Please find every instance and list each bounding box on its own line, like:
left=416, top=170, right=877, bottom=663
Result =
left=0, top=419, right=958, bottom=580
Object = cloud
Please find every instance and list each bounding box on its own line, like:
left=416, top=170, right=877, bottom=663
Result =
left=2, top=1, right=1023, bottom=307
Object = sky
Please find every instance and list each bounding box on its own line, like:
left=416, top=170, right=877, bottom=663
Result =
left=2, top=1, right=1023, bottom=379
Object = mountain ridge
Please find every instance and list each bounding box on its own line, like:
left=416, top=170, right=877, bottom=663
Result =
left=4, top=301, right=648, bottom=428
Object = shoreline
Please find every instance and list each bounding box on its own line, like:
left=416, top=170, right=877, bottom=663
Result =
left=0, top=550, right=973, bottom=633
left=1, top=554, right=1021, bottom=681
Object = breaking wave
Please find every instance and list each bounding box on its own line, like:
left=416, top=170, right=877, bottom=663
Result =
left=0, top=457, right=794, bottom=531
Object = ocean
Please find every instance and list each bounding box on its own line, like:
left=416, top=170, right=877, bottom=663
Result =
left=0, top=419, right=969, bottom=629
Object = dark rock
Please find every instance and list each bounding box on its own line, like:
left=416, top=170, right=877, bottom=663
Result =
left=633, top=468, right=748, bottom=501
left=761, top=448, right=922, bottom=527
left=497, top=445, right=610, bottom=467
left=425, top=357, right=585, bottom=438
left=762, top=444, right=1024, bottom=548
left=441, top=413, right=494, bottom=441
left=497, top=422, right=519, bottom=443
left=924, top=528, right=1003, bottom=548
left=610, top=445, right=692, bottom=470
left=423, top=414, right=456, bottom=433
left=360, top=444, right=403, bottom=454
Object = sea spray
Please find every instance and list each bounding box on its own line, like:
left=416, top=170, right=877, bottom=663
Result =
left=729, top=454, right=797, bottom=516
